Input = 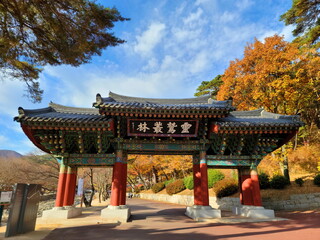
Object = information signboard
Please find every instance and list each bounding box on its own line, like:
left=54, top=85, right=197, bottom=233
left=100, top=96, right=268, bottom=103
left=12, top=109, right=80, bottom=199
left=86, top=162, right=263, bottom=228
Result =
left=0, top=191, right=12, bottom=203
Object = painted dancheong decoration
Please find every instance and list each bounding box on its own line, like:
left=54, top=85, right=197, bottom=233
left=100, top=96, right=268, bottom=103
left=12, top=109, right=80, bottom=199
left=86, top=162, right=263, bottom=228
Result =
left=14, top=91, right=303, bottom=221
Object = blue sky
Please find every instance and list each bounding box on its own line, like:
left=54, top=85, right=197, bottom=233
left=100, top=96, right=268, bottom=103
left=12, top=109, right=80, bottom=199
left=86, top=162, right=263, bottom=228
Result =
left=0, top=0, right=294, bottom=154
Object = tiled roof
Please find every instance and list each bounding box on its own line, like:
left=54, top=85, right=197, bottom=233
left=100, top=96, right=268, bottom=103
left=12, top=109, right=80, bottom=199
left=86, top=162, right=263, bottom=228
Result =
left=107, top=92, right=213, bottom=104
left=212, top=109, right=303, bottom=131
left=93, top=92, right=234, bottom=117
left=14, top=102, right=112, bottom=129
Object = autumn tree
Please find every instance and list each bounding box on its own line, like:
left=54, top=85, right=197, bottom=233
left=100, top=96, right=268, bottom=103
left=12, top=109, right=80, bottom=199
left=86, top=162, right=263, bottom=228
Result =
left=280, top=0, right=320, bottom=48
left=217, top=35, right=320, bottom=181
left=0, top=0, right=128, bottom=102
left=195, top=75, right=223, bottom=98
left=127, top=155, right=193, bottom=191
left=217, top=35, right=320, bottom=126
left=128, top=155, right=154, bottom=190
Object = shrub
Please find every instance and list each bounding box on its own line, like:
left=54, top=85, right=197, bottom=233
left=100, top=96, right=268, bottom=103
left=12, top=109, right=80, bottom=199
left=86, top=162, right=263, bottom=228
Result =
left=314, top=174, right=320, bottom=186
left=151, top=182, right=165, bottom=193
left=208, top=169, right=225, bottom=188
left=164, top=179, right=174, bottom=187
left=270, top=175, right=289, bottom=189
left=294, top=178, right=304, bottom=187
left=258, top=173, right=270, bottom=189
left=166, top=179, right=186, bottom=195
left=183, top=176, right=194, bottom=190
left=213, top=178, right=238, bottom=198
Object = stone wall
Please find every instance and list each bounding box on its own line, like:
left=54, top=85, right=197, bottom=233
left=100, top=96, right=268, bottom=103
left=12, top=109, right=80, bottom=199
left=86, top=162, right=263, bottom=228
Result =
left=136, top=192, right=320, bottom=211
left=136, top=193, right=240, bottom=211
left=262, top=193, right=320, bottom=210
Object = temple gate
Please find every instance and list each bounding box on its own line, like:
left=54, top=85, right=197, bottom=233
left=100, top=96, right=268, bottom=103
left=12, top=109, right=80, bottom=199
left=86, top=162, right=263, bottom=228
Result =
left=14, top=92, right=303, bottom=221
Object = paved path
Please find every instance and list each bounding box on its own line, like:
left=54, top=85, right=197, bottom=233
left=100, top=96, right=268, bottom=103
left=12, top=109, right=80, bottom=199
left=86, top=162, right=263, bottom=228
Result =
left=1, top=198, right=319, bottom=239
left=41, top=198, right=320, bottom=240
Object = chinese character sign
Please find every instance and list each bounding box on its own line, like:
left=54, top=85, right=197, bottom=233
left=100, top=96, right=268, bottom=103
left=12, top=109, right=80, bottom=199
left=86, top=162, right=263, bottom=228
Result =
left=128, top=119, right=198, bottom=137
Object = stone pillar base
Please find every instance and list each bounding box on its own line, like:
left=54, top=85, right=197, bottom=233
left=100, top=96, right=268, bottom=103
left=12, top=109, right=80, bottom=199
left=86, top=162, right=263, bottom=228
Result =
left=101, top=205, right=131, bottom=223
left=233, top=205, right=275, bottom=218
left=185, top=205, right=221, bottom=221
left=42, top=206, right=82, bottom=219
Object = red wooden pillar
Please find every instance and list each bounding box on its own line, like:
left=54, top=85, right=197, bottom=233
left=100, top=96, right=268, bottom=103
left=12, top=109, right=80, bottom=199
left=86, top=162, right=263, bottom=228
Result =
left=55, top=161, right=67, bottom=207
left=110, top=150, right=123, bottom=206
left=250, top=166, right=262, bottom=206
left=193, top=155, right=202, bottom=205
left=119, top=154, right=128, bottom=206
left=63, top=167, right=77, bottom=207
left=69, top=167, right=78, bottom=206
left=239, top=168, right=253, bottom=205
left=239, top=167, right=262, bottom=206
left=200, top=151, right=209, bottom=206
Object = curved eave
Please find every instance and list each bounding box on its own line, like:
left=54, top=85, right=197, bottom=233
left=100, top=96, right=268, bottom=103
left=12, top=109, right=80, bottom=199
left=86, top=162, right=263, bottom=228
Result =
left=211, top=109, right=304, bottom=134
left=21, top=124, right=51, bottom=154
left=15, top=103, right=114, bottom=131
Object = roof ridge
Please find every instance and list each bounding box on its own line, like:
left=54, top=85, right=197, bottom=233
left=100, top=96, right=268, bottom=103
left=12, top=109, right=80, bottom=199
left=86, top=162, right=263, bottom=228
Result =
left=49, top=102, right=99, bottom=115
left=108, top=91, right=211, bottom=104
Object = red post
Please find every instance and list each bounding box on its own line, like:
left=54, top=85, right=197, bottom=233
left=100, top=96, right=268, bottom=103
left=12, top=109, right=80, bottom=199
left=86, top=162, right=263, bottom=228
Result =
left=70, top=168, right=78, bottom=205
left=110, top=150, right=123, bottom=206
left=200, top=151, right=209, bottom=206
left=238, top=169, right=243, bottom=204
left=63, top=166, right=73, bottom=207
left=193, top=155, right=202, bottom=205
left=119, top=155, right=128, bottom=206
left=250, top=167, right=262, bottom=206
left=55, top=161, right=67, bottom=207
left=239, top=167, right=262, bottom=206
left=63, top=167, right=77, bottom=206
left=240, top=168, right=254, bottom=205
left=241, top=176, right=254, bottom=205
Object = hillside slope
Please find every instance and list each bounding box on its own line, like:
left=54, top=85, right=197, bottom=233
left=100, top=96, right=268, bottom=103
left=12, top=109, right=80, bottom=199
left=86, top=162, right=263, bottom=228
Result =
left=0, top=150, right=23, bottom=158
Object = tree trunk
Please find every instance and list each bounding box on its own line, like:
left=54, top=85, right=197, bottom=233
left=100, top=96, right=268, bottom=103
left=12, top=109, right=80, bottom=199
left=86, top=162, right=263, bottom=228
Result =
left=152, top=166, right=159, bottom=184
left=160, top=167, right=169, bottom=180
left=282, top=146, right=290, bottom=183
left=87, top=168, right=95, bottom=206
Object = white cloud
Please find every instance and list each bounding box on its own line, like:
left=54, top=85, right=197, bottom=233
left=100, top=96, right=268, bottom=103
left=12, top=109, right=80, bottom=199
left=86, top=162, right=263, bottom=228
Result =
left=189, top=51, right=209, bottom=74
left=142, top=57, right=159, bottom=72
left=279, top=25, right=295, bottom=41
left=183, top=8, right=204, bottom=26
left=0, top=80, right=31, bottom=117
left=133, top=22, right=166, bottom=57
left=220, top=11, right=237, bottom=23
left=236, top=0, right=254, bottom=11
left=195, top=0, right=210, bottom=5
left=257, top=25, right=294, bottom=42
left=0, top=135, right=8, bottom=144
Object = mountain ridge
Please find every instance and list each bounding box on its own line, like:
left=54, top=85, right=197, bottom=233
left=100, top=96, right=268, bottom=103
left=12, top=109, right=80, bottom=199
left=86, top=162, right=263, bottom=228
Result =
left=0, top=150, right=23, bottom=158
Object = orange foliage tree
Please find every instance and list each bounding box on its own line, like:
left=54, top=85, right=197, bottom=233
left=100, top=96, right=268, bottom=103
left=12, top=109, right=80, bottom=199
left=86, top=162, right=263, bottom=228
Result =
left=217, top=35, right=320, bottom=127
left=127, top=155, right=192, bottom=190
left=216, top=34, right=320, bottom=180
left=288, top=144, right=320, bottom=173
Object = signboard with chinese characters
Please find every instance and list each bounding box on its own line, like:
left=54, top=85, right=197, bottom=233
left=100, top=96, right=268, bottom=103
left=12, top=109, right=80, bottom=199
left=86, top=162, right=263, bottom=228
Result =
left=127, top=119, right=199, bottom=137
